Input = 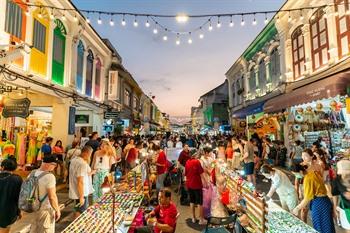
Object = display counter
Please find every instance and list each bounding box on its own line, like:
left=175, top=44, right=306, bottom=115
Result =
left=62, top=192, right=143, bottom=233
left=223, top=169, right=317, bottom=233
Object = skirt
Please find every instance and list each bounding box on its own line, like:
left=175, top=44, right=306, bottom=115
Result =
left=310, top=196, right=335, bottom=233
left=93, top=169, right=110, bottom=202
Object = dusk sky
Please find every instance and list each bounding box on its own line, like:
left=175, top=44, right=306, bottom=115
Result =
left=72, top=0, right=285, bottom=118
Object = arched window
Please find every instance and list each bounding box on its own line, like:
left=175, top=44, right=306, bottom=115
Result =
left=95, top=58, right=102, bottom=100
left=76, top=41, right=84, bottom=92
left=292, top=26, right=305, bottom=79
left=30, top=7, right=49, bottom=76
left=231, top=82, right=236, bottom=106
left=249, top=67, right=256, bottom=94
left=85, top=50, right=94, bottom=97
left=270, top=48, right=280, bottom=85
left=258, top=59, right=266, bottom=92
left=52, top=19, right=66, bottom=85
left=5, top=0, right=27, bottom=66
left=310, top=8, right=329, bottom=70
left=335, top=0, right=350, bottom=57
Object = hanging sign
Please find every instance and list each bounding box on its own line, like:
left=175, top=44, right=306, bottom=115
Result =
left=108, top=71, right=118, bottom=100
left=104, top=111, right=120, bottom=119
left=2, top=98, right=31, bottom=118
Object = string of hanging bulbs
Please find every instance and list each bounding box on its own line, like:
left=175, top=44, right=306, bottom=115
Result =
left=18, top=1, right=348, bottom=46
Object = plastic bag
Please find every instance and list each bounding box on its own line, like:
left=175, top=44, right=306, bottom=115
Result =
left=202, top=184, right=213, bottom=218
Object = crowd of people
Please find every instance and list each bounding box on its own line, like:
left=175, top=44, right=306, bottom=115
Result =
left=0, top=131, right=349, bottom=233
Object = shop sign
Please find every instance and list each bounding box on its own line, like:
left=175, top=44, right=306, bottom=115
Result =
left=68, top=107, right=76, bottom=135
left=305, top=87, right=326, bottom=98
left=104, top=111, right=120, bottom=119
left=116, top=119, right=124, bottom=125
left=2, top=98, right=31, bottom=118
left=75, top=114, right=89, bottom=124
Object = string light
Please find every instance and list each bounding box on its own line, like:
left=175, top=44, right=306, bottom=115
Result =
left=276, top=14, right=280, bottom=23
left=229, top=16, right=234, bottom=27
left=121, top=14, right=126, bottom=26
left=97, top=13, right=102, bottom=24
left=86, top=15, right=91, bottom=23
left=153, top=23, right=158, bottom=34
left=208, top=19, right=213, bottom=31
left=188, top=32, right=193, bottom=44
left=163, top=35, right=168, bottom=41
left=25, top=8, right=30, bottom=16
left=145, top=17, right=150, bottom=27
left=252, top=14, right=257, bottom=25
left=133, top=17, right=138, bottom=27
left=264, top=13, right=269, bottom=24
left=176, top=34, right=180, bottom=45
left=288, top=11, right=292, bottom=22
left=38, top=7, right=42, bottom=18
left=299, top=10, right=304, bottom=21
left=61, top=13, right=66, bottom=21
left=217, top=17, right=221, bottom=28
left=50, top=11, right=54, bottom=20
left=109, top=15, right=114, bottom=26
left=311, top=14, right=316, bottom=20
left=199, top=27, right=204, bottom=39
left=241, top=15, right=245, bottom=26
left=74, top=14, right=78, bottom=22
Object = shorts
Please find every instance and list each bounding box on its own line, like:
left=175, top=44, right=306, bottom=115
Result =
left=188, top=188, right=203, bottom=205
left=244, top=162, right=254, bottom=175
left=74, top=196, right=89, bottom=213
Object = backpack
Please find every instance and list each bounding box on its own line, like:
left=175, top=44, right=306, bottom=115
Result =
left=18, top=170, right=50, bottom=213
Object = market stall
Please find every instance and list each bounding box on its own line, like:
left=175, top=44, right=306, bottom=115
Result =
left=62, top=192, right=143, bottom=233
left=219, top=168, right=317, bottom=233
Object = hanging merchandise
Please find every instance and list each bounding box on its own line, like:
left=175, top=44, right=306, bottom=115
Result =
left=15, top=131, right=26, bottom=166
left=26, top=131, right=38, bottom=164
left=3, top=140, right=15, bottom=159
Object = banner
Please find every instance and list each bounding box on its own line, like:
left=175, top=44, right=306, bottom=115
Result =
left=108, top=71, right=118, bottom=100
left=2, top=98, right=31, bottom=118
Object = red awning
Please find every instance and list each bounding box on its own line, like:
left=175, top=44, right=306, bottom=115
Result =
left=264, top=72, right=350, bottom=113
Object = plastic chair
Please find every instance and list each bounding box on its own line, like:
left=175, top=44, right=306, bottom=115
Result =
left=203, top=214, right=237, bottom=233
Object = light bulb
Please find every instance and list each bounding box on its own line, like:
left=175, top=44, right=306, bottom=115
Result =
left=50, top=13, right=54, bottom=20
left=252, top=18, right=257, bottom=25
left=217, top=21, right=221, bottom=28
left=121, top=19, right=126, bottom=26
left=199, top=33, right=204, bottom=39
left=241, top=19, right=245, bottom=26
left=97, top=18, right=102, bottom=24
left=209, top=24, right=213, bottom=31
left=229, top=21, right=234, bottom=27
left=25, top=9, right=30, bottom=16
left=311, top=15, right=316, bottom=20
left=288, top=15, right=292, bottom=22
left=163, top=35, right=168, bottom=41
left=110, top=19, right=114, bottom=26
left=61, top=14, right=66, bottom=21
left=264, top=18, right=269, bottom=24
left=133, top=20, right=138, bottom=27
left=38, top=13, right=42, bottom=18
left=300, top=15, right=304, bottom=21
left=153, top=28, right=158, bottom=34
left=86, top=17, right=91, bottom=23
left=74, top=15, right=78, bottom=22
left=188, top=38, right=192, bottom=44
left=346, top=10, right=350, bottom=15
left=145, top=20, right=150, bottom=27
left=176, top=39, right=180, bottom=45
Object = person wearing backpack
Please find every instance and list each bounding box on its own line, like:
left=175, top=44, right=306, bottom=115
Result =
left=0, top=159, right=22, bottom=233
left=12, top=154, right=60, bottom=233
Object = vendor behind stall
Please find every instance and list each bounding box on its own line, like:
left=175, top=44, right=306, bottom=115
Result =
left=136, top=188, right=178, bottom=233
left=261, top=165, right=297, bottom=212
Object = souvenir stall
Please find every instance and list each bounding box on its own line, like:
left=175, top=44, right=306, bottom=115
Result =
left=216, top=166, right=318, bottom=233
left=63, top=164, right=147, bottom=233
left=246, top=113, right=281, bottom=141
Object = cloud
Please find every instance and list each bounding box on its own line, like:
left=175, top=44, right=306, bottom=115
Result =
left=138, top=78, right=172, bottom=91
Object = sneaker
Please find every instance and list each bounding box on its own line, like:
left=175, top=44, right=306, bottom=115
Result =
left=199, top=219, right=207, bottom=225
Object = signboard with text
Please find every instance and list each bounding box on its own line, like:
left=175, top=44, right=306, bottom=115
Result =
left=2, top=98, right=31, bottom=118
left=108, top=71, right=118, bottom=100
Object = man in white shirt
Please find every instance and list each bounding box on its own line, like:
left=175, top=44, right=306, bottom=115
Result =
left=10, top=154, right=60, bottom=233
left=261, top=164, right=297, bottom=212
left=69, top=146, right=94, bottom=218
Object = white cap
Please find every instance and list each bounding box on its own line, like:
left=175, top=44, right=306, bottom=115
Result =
left=337, top=160, right=350, bottom=175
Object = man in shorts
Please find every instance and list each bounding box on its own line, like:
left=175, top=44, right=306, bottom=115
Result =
left=185, top=152, right=206, bottom=225
left=241, top=136, right=256, bottom=186
left=69, top=146, right=93, bottom=218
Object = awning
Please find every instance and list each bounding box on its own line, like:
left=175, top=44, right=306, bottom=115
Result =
left=264, top=72, right=350, bottom=113
left=232, top=101, right=265, bottom=119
